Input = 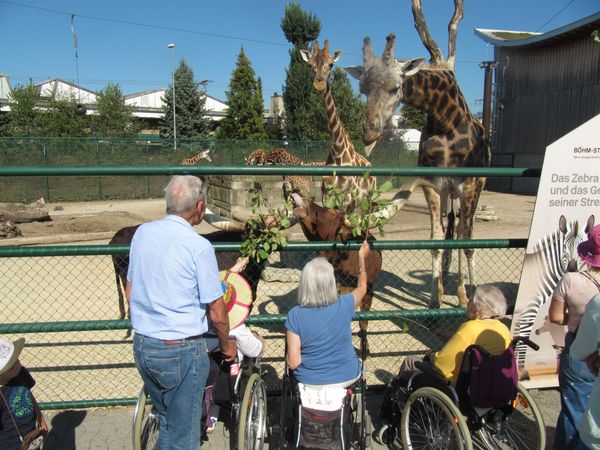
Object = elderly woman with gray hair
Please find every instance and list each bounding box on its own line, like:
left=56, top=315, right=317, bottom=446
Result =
left=285, top=241, right=371, bottom=387
left=396, top=284, right=512, bottom=386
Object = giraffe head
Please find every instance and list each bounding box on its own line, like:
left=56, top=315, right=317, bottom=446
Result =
left=245, top=149, right=267, bottom=165
left=300, top=40, right=341, bottom=92
left=345, top=34, right=425, bottom=156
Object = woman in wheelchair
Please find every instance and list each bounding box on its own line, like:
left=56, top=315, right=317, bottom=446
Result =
left=281, top=241, right=370, bottom=449
left=395, top=284, right=512, bottom=387
left=378, top=285, right=546, bottom=450
left=204, top=271, right=265, bottom=435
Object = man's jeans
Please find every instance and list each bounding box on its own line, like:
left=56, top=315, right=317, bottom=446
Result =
left=554, top=332, right=595, bottom=450
left=133, top=334, right=210, bottom=450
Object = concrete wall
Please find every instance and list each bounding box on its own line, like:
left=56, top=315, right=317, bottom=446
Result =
left=207, top=174, right=323, bottom=220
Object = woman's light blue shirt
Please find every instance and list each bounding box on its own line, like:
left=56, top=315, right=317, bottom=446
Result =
left=285, top=293, right=360, bottom=385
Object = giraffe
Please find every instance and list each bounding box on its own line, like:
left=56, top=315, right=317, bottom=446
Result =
left=245, top=148, right=325, bottom=200
left=300, top=40, right=376, bottom=214
left=346, top=34, right=490, bottom=308
left=180, top=148, right=212, bottom=165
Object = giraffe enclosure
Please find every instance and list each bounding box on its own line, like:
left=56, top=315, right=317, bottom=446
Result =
left=2, top=188, right=536, bottom=403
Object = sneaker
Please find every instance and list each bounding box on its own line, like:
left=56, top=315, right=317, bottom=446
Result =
left=206, top=416, right=218, bottom=434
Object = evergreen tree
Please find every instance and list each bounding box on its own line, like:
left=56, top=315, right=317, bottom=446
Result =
left=329, top=67, right=365, bottom=141
left=160, top=59, right=210, bottom=140
left=280, top=2, right=323, bottom=140
left=93, top=83, right=138, bottom=137
left=5, top=82, right=39, bottom=136
left=400, top=105, right=427, bottom=130
left=217, top=47, right=266, bottom=140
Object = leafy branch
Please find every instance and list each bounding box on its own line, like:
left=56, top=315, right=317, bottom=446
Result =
left=323, top=170, right=394, bottom=239
left=240, top=184, right=293, bottom=262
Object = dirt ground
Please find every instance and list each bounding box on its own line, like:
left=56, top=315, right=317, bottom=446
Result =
left=7, top=188, right=537, bottom=244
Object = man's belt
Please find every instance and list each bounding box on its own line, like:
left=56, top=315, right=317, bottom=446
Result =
left=163, top=334, right=205, bottom=345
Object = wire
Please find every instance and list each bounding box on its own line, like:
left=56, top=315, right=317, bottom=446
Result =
left=535, top=0, right=577, bottom=32
left=0, top=0, right=292, bottom=48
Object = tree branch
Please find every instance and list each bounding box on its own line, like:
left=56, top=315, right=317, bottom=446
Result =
left=411, top=0, right=444, bottom=66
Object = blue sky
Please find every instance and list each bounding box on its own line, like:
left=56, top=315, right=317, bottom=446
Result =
left=1, top=0, right=598, bottom=114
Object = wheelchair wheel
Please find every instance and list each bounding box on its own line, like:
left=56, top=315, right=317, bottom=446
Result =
left=400, top=386, right=472, bottom=450
left=237, top=373, right=267, bottom=450
left=278, top=374, right=294, bottom=449
left=132, top=387, right=160, bottom=450
left=476, top=384, right=545, bottom=450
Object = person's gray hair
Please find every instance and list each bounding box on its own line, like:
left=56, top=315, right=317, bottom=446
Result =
left=164, top=175, right=207, bottom=215
left=471, top=284, right=508, bottom=319
left=297, top=257, right=338, bottom=308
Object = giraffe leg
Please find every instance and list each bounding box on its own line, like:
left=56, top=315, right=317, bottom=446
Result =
left=423, top=186, right=445, bottom=308
left=456, top=177, right=486, bottom=306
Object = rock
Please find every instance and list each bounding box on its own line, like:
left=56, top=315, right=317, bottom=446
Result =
left=0, top=198, right=51, bottom=223
left=261, top=266, right=302, bottom=283
left=0, top=220, right=22, bottom=239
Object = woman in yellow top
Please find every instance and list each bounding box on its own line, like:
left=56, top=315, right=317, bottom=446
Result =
left=397, top=284, right=512, bottom=385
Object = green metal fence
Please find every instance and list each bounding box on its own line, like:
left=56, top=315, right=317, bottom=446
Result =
left=0, top=163, right=538, bottom=409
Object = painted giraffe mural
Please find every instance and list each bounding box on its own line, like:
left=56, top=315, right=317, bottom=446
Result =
left=300, top=40, right=376, bottom=214
left=346, top=34, right=490, bottom=307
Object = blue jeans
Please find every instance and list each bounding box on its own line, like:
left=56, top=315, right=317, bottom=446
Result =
left=133, top=334, right=210, bottom=450
left=554, top=332, right=595, bottom=450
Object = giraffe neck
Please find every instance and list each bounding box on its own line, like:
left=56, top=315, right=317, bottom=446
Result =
left=321, top=84, right=356, bottom=165
left=402, top=69, right=474, bottom=132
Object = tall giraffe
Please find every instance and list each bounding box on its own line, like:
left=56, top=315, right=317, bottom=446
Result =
left=346, top=34, right=490, bottom=307
left=300, top=40, right=376, bottom=213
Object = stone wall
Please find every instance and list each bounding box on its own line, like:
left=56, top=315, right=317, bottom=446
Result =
left=207, top=175, right=322, bottom=221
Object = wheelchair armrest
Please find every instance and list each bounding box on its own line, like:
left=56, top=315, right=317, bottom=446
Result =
left=512, top=336, right=539, bottom=351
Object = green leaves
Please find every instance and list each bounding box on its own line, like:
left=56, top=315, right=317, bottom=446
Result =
left=240, top=184, right=293, bottom=262
left=320, top=171, right=393, bottom=239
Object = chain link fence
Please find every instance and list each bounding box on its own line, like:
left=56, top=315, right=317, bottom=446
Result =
left=0, top=242, right=525, bottom=408
left=0, top=137, right=415, bottom=203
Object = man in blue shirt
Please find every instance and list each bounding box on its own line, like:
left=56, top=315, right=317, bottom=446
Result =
left=127, top=175, right=238, bottom=450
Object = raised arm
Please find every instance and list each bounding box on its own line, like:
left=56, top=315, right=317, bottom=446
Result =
left=350, top=241, right=370, bottom=309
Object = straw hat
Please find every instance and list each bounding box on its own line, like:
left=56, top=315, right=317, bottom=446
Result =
left=0, top=336, right=25, bottom=376
left=578, top=224, right=600, bottom=268
left=220, top=271, right=252, bottom=330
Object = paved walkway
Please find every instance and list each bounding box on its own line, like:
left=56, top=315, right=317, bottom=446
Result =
left=41, top=389, right=560, bottom=449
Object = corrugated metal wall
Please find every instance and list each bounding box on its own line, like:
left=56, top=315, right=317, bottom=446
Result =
left=489, top=34, right=600, bottom=194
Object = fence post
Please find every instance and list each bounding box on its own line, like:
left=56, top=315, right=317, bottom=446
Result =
left=96, top=139, right=103, bottom=200
left=43, top=143, right=50, bottom=202
left=146, top=141, right=150, bottom=198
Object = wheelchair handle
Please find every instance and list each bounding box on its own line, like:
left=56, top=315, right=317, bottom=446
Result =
left=512, top=336, right=540, bottom=352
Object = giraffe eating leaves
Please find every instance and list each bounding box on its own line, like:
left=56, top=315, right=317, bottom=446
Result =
left=346, top=34, right=490, bottom=307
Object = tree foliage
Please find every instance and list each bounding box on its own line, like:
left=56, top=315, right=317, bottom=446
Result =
left=93, top=83, right=139, bottom=137
left=280, top=2, right=320, bottom=47
left=161, top=59, right=210, bottom=139
left=3, top=82, right=40, bottom=136
left=217, top=47, right=266, bottom=140
left=36, top=96, right=89, bottom=137
left=329, top=67, right=364, bottom=141
left=400, top=104, right=427, bottom=130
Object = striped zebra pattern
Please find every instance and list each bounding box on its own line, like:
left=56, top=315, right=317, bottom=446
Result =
left=513, top=215, right=593, bottom=369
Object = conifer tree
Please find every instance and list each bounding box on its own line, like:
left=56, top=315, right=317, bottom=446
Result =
left=280, top=2, right=321, bottom=140
left=160, top=60, right=210, bottom=140
left=217, top=47, right=266, bottom=140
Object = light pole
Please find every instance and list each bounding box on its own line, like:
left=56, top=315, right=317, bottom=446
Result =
left=167, top=43, right=176, bottom=149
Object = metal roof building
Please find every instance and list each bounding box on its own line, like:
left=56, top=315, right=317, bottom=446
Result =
left=475, top=12, right=600, bottom=194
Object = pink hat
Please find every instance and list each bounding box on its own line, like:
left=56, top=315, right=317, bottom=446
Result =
left=219, top=271, right=252, bottom=330
left=578, top=224, right=600, bottom=267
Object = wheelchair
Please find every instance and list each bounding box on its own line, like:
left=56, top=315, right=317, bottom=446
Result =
left=376, top=337, right=546, bottom=450
left=277, top=329, right=371, bottom=450
left=132, top=353, right=267, bottom=450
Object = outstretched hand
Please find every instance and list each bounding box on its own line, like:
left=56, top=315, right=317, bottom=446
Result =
left=229, top=256, right=249, bottom=274
left=358, top=240, right=371, bottom=260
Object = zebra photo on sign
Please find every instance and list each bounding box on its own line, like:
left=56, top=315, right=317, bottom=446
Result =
left=511, top=113, right=600, bottom=388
